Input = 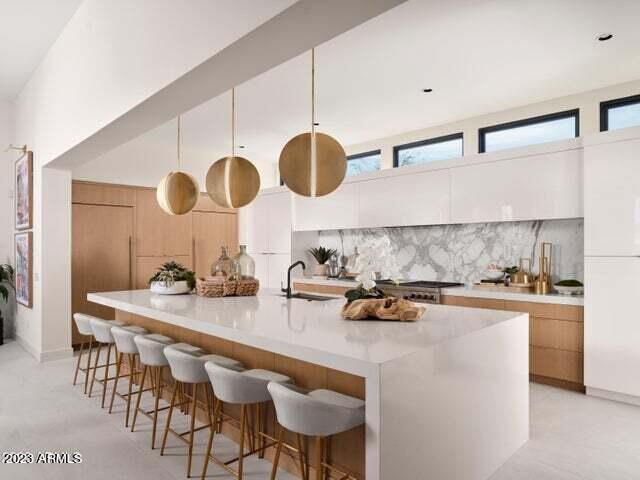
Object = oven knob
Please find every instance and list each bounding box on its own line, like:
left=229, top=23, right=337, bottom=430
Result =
left=403, top=295, right=409, bottom=300
left=409, top=293, right=416, bottom=298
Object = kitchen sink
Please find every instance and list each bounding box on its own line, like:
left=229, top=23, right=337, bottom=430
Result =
left=282, top=293, right=336, bottom=302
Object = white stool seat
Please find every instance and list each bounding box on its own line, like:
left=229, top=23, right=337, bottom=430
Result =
left=205, top=363, right=291, bottom=405
left=164, top=345, right=243, bottom=384
left=73, top=313, right=97, bottom=336
left=112, top=326, right=148, bottom=354
left=134, top=334, right=176, bottom=367
left=90, top=318, right=127, bottom=344
left=268, top=382, right=365, bottom=437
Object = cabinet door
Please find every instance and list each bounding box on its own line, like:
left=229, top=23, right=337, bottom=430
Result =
left=292, top=182, right=358, bottom=231
left=451, top=149, right=583, bottom=223
left=268, top=254, right=292, bottom=289
left=72, top=204, right=134, bottom=345
left=268, top=192, right=292, bottom=253
left=135, top=255, right=192, bottom=289
left=584, top=138, right=640, bottom=256
left=192, top=211, right=239, bottom=278
left=135, top=189, right=192, bottom=256
left=245, top=194, right=270, bottom=254
left=253, top=254, right=269, bottom=289
left=584, top=257, right=640, bottom=396
left=358, top=170, right=450, bottom=228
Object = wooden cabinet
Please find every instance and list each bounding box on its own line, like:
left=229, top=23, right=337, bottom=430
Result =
left=71, top=203, right=134, bottom=345
left=135, top=189, right=192, bottom=256
left=192, top=211, right=238, bottom=278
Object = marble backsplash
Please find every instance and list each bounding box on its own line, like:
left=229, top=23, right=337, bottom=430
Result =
left=315, top=219, right=584, bottom=284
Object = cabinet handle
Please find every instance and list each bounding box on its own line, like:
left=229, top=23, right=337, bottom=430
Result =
left=192, top=237, right=196, bottom=273
left=128, top=236, right=133, bottom=290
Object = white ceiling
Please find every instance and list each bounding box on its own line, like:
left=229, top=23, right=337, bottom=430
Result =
left=80, top=0, right=640, bottom=176
left=0, top=0, right=82, bottom=100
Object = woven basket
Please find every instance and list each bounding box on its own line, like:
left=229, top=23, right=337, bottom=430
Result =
left=196, top=276, right=238, bottom=297
left=236, top=277, right=260, bottom=296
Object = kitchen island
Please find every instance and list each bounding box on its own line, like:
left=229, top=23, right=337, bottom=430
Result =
left=89, top=289, right=529, bottom=480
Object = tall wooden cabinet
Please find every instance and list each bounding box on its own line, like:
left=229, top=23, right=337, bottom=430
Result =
left=72, top=181, right=238, bottom=345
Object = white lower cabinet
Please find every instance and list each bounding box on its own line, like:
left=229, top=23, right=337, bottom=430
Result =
left=252, top=253, right=291, bottom=290
left=450, top=149, right=583, bottom=223
left=584, top=257, right=640, bottom=398
left=358, top=169, right=450, bottom=227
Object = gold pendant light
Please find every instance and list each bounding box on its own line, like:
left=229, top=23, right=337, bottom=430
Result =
left=157, top=116, right=199, bottom=215
left=206, top=88, right=260, bottom=208
left=279, top=48, right=346, bottom=197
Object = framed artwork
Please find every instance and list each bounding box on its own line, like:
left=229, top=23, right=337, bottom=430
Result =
left=15, top=151, right=33, bottom=230
left=15, top=232, right=33, bottom=308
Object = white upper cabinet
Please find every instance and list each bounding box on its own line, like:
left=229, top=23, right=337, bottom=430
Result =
left=584, top=137, right=640, bottom=257
left=450, top=149, right=583, bottom=223
left=358, top=169, right=450, bottom=228
left=244, top=190, right=292, bottom=254
left=292, top=182, right=359, bottom=231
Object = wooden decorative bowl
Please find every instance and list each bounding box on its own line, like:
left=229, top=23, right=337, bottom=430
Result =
left=341, top=297, right=426, bottom=322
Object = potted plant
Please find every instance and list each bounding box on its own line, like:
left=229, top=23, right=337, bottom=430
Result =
left=0, top=264, right=15, bottom=345
left=308, top=246, right=337, bottom=279
left=344, top=271, right=386, bottom=303
left=149, top=261, right=196, bottom=295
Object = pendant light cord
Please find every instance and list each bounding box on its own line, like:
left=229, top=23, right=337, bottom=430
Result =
left=177, top=115, right=182, bottom=170
left=231, top=88, right=236, bottom=157
left=311, top=48, right=315, bottom=135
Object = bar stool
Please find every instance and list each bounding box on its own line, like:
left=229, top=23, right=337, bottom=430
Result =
left=161, top=345, right=244, bottom=478
left=130, top=333, right=203, bottom=449
left=88, top=317, right=127, bottom=407
left=108, top=325, right=149, bottom=426
left=72, top=313, right=98, bottom=394
left=268, top=382, right=365, bottom=480
left=201, top=362, right=293, bottom=480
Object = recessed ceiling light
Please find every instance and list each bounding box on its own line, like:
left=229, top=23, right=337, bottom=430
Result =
left=422, top=88, right=433, bottom=93
left=597, top=33, right=613, bottom=41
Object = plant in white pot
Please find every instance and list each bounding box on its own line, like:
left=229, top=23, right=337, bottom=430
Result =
left=308, top=246, right=337, bottom=279
left=149, top=261, right=196, bottom=295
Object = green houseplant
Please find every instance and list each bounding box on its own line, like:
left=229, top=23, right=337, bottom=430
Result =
left=0, top=264, right=15, bottom=345
left=148, top=261, right=195, bottom=295
left=308, top=246, right=337, bottom=278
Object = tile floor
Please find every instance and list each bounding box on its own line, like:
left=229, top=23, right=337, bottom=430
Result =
left=1, top=340, right=639, bottom=479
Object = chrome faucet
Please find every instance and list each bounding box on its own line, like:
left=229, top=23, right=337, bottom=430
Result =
left=283, top=261, right=306, bottom=298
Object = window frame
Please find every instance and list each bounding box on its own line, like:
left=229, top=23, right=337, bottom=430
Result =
left=392, top=132, right=464, bottom=168
left=346, top=149, right=382, bottom=175
left=478, top=109, right=580, bottom=153
left=600, top=94, right=640, bottom=132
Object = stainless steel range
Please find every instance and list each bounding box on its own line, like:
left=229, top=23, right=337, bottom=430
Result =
left=376, top=280, right=464, bottom=304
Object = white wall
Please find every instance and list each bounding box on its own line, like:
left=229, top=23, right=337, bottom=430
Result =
left=345, top=79, right=640, bottom=168
left=0, top=101, right=14, bottom=338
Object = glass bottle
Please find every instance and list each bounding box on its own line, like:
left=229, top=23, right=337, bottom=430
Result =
left=234, top=245, right=255, bottom=278
left=211, top=246, right=239, bottom=279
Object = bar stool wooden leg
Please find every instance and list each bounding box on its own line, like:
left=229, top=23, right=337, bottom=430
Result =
left=187, top=383, right=199, bottom=478
left=270, top=424, right=285, bottom=480
left=108, top=352, right=124, bottom=414
left=161, top=380, right=179, bottom=456
left=151, top=367, right=162, bottom=449
left=125, top=354, right=135, bottom=427
left=130, top=364, right=148, bottom=433
left=83, top=339, right=93, bottom=395
left=88, top=343, right=102, bottom=398
left=201, top=397, right=221, bottom=480
left=101, top=343, right=113, bottom=408
left=238, top=404, right=247, bottom=480
left=314, top=437, right=324, bottom=480
left=297, top=433, right=308, bottom=480
left=73, top=342, right=85, bottom=385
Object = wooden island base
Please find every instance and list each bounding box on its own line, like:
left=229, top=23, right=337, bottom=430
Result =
left=116, top=310, right=366, bottom=479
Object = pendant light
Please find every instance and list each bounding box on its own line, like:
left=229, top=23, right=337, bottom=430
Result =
left=279, top=48, right=346, bottom=197
left=206, top=88, right=260, bottom=208
left=157, top=116, right=200, bottom=215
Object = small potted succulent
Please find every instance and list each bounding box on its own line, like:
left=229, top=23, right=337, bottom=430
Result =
left=149, top=261, right=196, bottom=295
left=0, top=264, right=15, bottom=345
left=308, top=246, right=337, bottom=279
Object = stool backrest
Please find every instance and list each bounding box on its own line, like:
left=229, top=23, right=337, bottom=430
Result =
left=90, top=318, right=117, bottom=344
left=73, top=313, right=99, bottom=336
left=205, top=362, right=268, bottom=404
left=135, top=335, right=172, bottom=367
left=111, top=326, right=142, bottom=354
left=164, top=346, right=208, bottom=383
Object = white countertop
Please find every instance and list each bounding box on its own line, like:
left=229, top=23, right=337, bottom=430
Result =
left=88, top=289, right=525, bottom=377
left=292, top=277, right=584, bottom=306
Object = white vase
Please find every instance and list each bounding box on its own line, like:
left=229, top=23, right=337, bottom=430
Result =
left=150, top=280, right=191, bottom=295
left=313, top=264, right=329, bottom=279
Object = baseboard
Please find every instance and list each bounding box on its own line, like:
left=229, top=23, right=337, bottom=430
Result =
left=14, top=334, right=73, bottom=362
left=15, top=333, right=40, bottom=361
left=587, top=387, right=640, bottom=407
